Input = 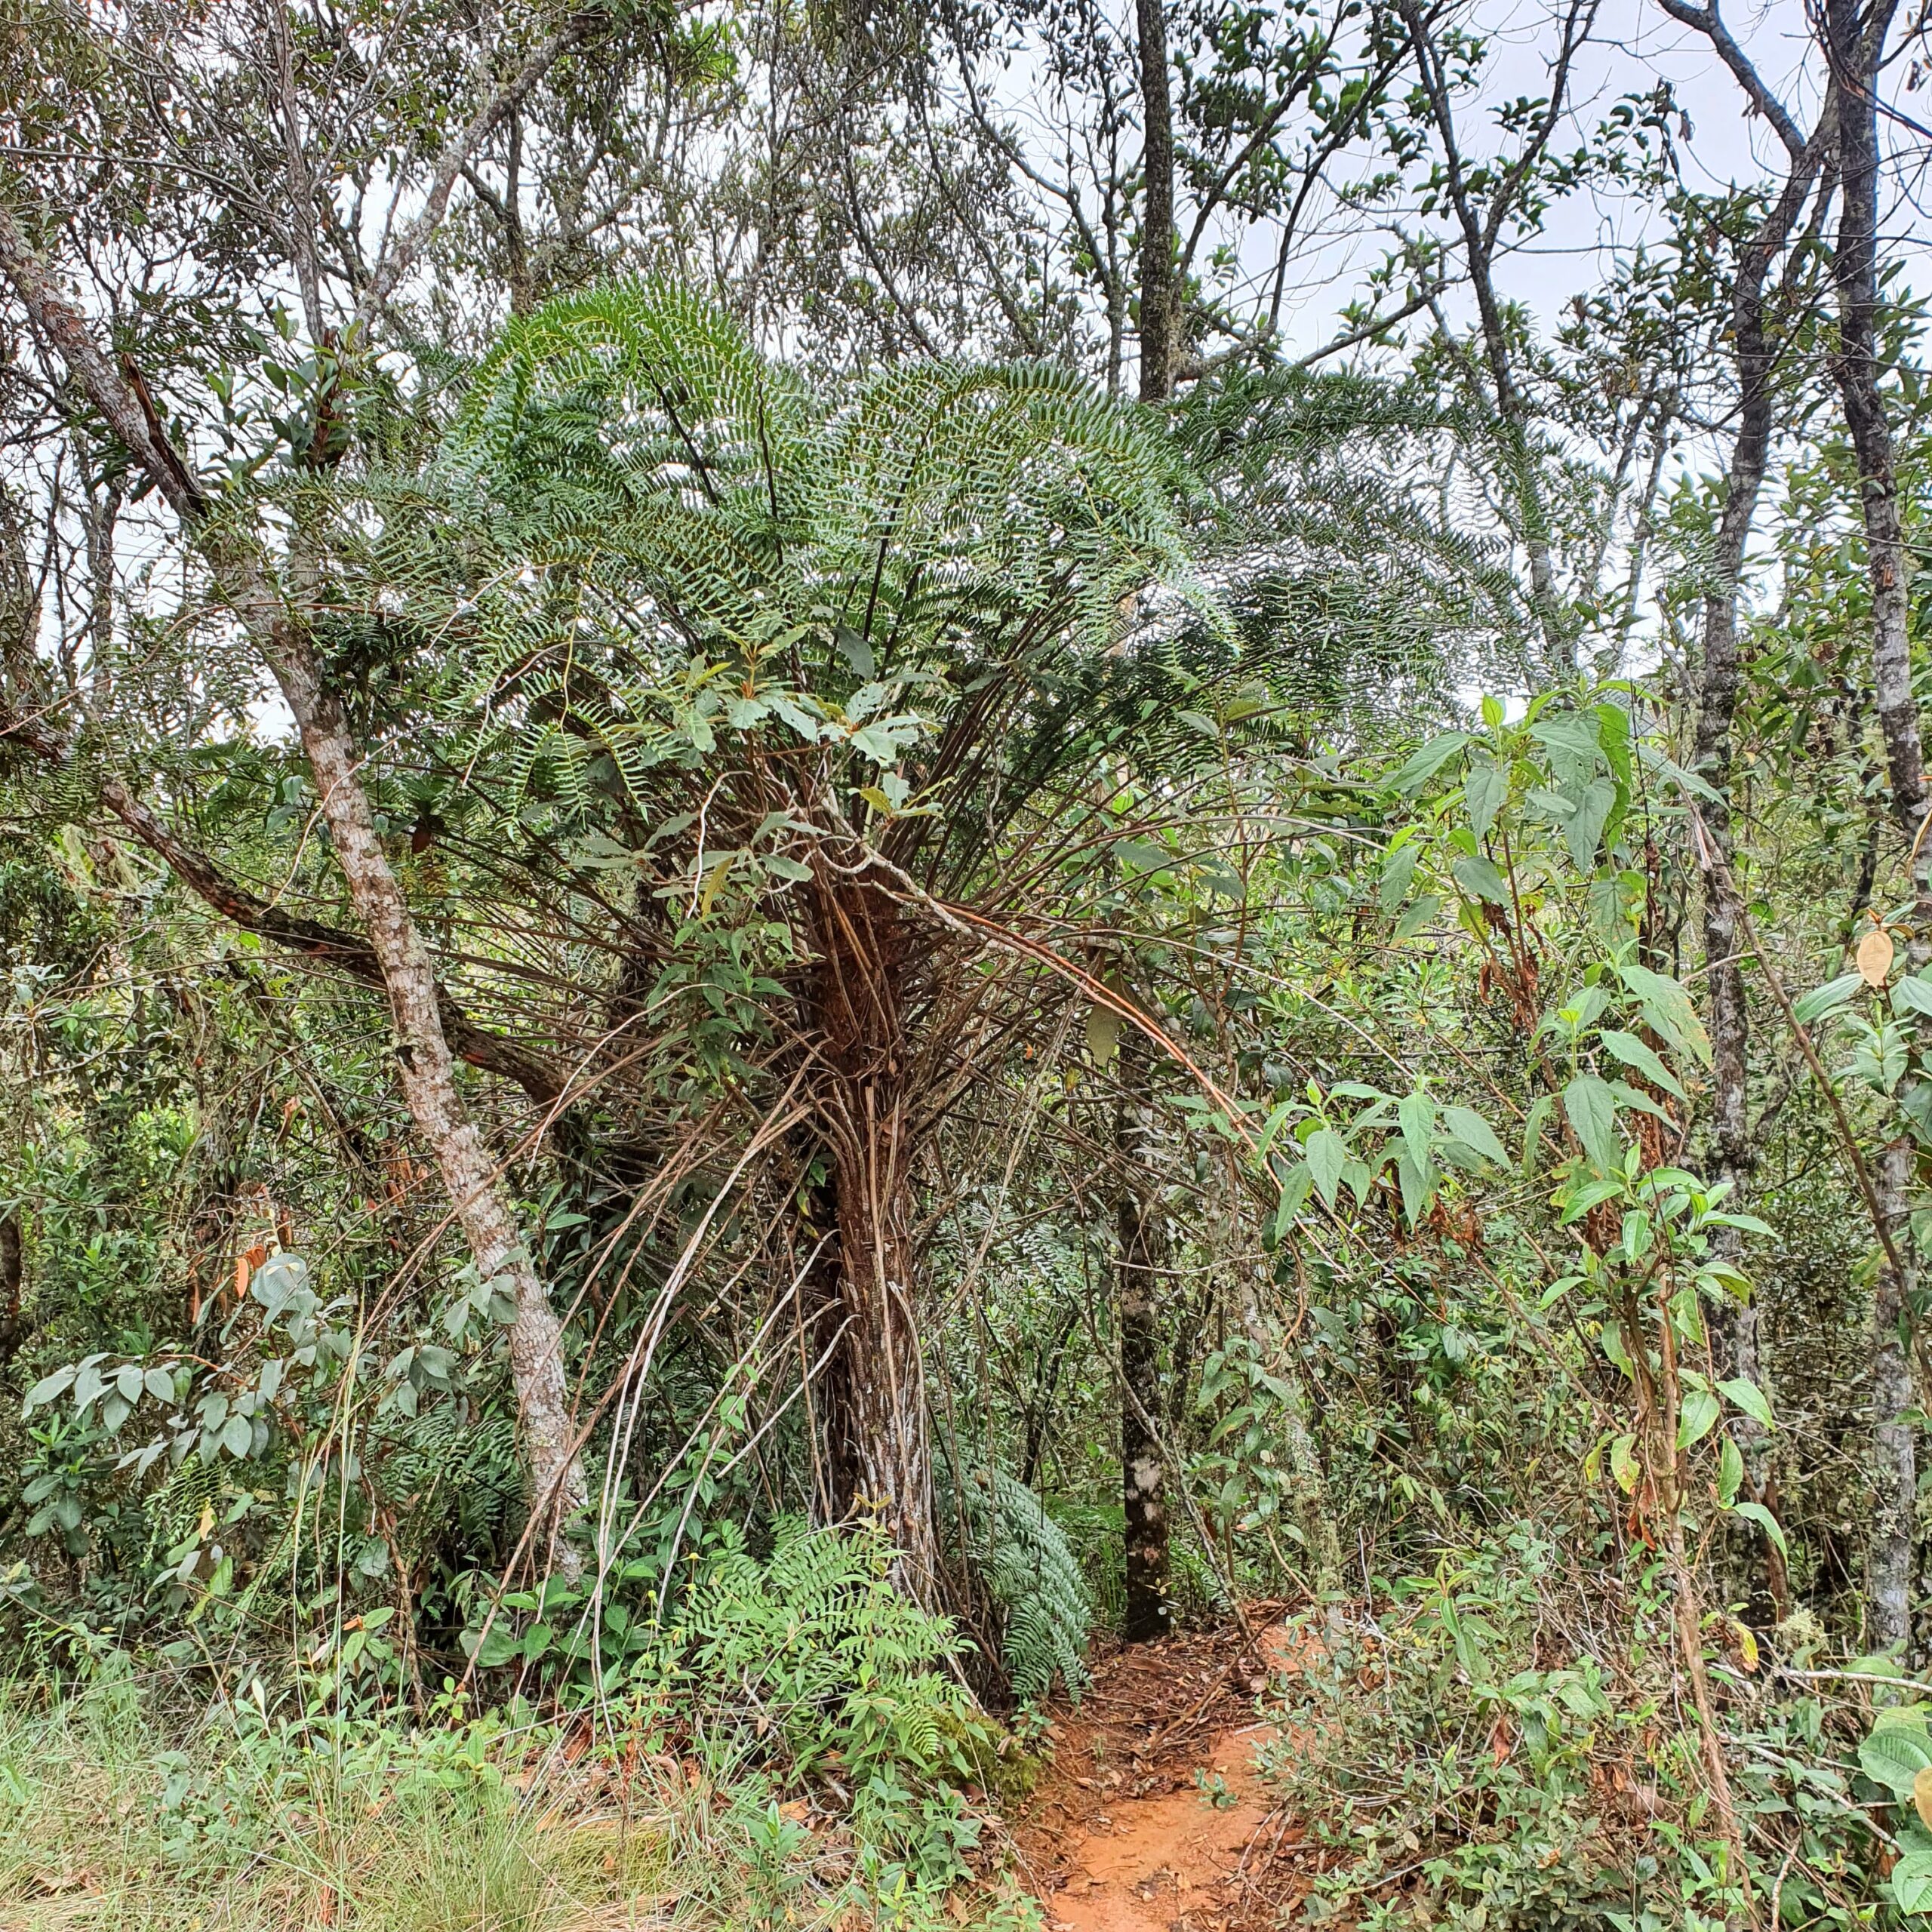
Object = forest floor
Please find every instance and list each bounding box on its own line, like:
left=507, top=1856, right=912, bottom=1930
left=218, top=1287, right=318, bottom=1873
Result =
left=1011, top=1613, right=1306, bottom=1932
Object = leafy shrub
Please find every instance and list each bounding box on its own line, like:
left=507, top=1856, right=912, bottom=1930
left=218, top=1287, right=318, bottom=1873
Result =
left=1262, top=1530, right=1641, bottom=1927
left=472, top=1515, right=992, bottom=1890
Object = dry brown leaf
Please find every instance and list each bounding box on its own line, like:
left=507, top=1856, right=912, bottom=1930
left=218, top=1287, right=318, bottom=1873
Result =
left=1914, top=1762, right=1932, bottom=1832
left=1859, top=925, right=1896, bottom=986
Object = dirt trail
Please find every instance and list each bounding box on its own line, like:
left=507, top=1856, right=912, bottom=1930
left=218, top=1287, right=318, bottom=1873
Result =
left=1014, top=1619, right=1301, bottom=1932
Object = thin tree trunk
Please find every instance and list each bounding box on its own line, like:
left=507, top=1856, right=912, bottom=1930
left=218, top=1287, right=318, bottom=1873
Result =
left=1135, top=0, right=1174, bottom=405
left=0, top=1211, right=25, bottom=1366
left=272, top=644, right=588, bottom=1574
left=1117, top=1020, right=1171, bottom=1641
left=1825, top=0, right=1918, bottom=1660
left=1692, top=103, right=1829, bottom=1623
left=1396, top=0, right=1586, bottom=669
left=0, top=202, right=588, bottom=1579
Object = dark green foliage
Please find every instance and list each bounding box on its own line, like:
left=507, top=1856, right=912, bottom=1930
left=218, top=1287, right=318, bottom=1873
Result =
left=939, top=1462, right=1093, bottom=1704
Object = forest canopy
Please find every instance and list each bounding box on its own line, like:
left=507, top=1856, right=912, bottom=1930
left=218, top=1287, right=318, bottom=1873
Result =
left=0, top=0, right=1928, bottom=1925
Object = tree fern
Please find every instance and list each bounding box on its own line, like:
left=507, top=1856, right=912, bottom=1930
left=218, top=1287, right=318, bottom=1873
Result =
left=937, top=1460, right=1093, bottom=1703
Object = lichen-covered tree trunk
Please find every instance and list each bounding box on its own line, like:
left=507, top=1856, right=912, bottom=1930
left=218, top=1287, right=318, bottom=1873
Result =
left=1694, top=100, right=1826, bottom=1625
left=1135, top=0, right=1174, bottom=407
left=1116, top=1021, right=1171, bottom=1642
left=0, top=203, right=587, bottom=1580
left=1826, top=0, right=1922, bottom=1660
left=272, top=642, right=588, bottom=1578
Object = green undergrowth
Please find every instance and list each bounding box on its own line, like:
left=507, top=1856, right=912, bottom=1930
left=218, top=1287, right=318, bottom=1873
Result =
left=0, top=1646, right=1045, bottom=1932
left=1258, top=1527, right=1903, bottom=1930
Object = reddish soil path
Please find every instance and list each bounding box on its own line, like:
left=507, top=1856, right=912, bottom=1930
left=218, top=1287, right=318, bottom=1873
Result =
left=1014, top=1617, right=1303, bottom=1932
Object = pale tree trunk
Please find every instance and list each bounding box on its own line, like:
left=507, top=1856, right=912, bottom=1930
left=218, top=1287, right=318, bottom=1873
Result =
left=1690, top=94, right=1831, bottom=1624
left=271, top=647, right=587, bottom=1575
left=1135, top=0, right=1174, bottom=405
left=1825, top=0, right=1919, bottom=1659
left=1115, top=1021, right=1171, bottom=1641
left=0, top=202, right=587, bottom=1579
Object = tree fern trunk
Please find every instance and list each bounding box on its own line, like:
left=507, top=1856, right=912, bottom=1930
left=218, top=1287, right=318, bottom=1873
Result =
left=804, top=872, right=938, bottom=1598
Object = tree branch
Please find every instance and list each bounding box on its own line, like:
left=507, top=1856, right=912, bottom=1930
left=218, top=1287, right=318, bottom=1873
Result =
left=356, top=5, right=611, bottom=326
left=0, top=700, right=568, bottom=1105
left=1656, top=0, right=1809, bottom=156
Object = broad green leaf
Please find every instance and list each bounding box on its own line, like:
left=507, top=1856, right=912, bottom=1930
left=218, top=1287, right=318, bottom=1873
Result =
left=1609, top=1434, right=1639, bottom=1494
left=1597, top=1029, right=1685, bottom=1100
left=1562, top=1074, right=1620, bottom=1173
left=1465, top=758, right=1507, bottom=841
left=1891, top=1849, right=1932, bottom=1912
left=1792, top=971, right=1864, bottom=1026
left=472, top=1623, right=524, bottom=1669
left=1530, top=712, right=1603, bottom=768
left=23, top=1367, right=75, bottom=1414
left=1718, top=1377, right=1774, bottom=1429
left=1306, top=1128, right=1346, bottom=1209
left=1393, top=894, right=1441, bottom=940
left=1521, top=1093, right=1555, bottom=1171
left=1677, top=1389, right=1720, bottom=1448
left=1452, top=854, right=1510, bottom=905
left=1617, top=963, right=1712, bottom=1068
left=1564, top=777, right=1618, bottom=871
left=1894, top=974, right=1932, bottom=1018
left=1862, top=1724, right=1932, bottom=1797
left=220, top=1414, right=254, bottom=1460
left=1378, top=840, right=1420, bottom=909
left=1398, top=1091, right=1435, bottom=1170
left=1441, top=1104, right=1509, bottom=1167
left=1392, top=731, right=1469, bottom=792
left=1272, top=1163, right=1313, bottom=1241
left=1595, top=702, right=1632, bottom=788
left=1718, top=1435, right=1743, bottom=1505
left=1395, top=1152, right=1433, bottom=1226
left=1733, top=1500, right=1787, bottom=1555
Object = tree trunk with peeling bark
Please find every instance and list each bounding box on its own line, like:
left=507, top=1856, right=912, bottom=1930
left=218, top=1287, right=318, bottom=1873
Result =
left=801, top=870, right=938, bottom=1595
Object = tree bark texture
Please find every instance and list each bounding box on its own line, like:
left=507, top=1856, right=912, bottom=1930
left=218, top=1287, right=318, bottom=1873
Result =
left=0, top=199, right=587, bottom=1578
left=802, top=871, right=938, bottom=1597
left=1693, top=103, right=1828, bottom=1623
left=1826, top=0, right=1919, bottom=1658
left=271, top=643, right=588, bottom=1574
left=0, top=1211, right=25, bottom=1366
left=1135, top=0, right=1175, bottom=404
left=1117, top=1020, right=1171, bottom=1641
